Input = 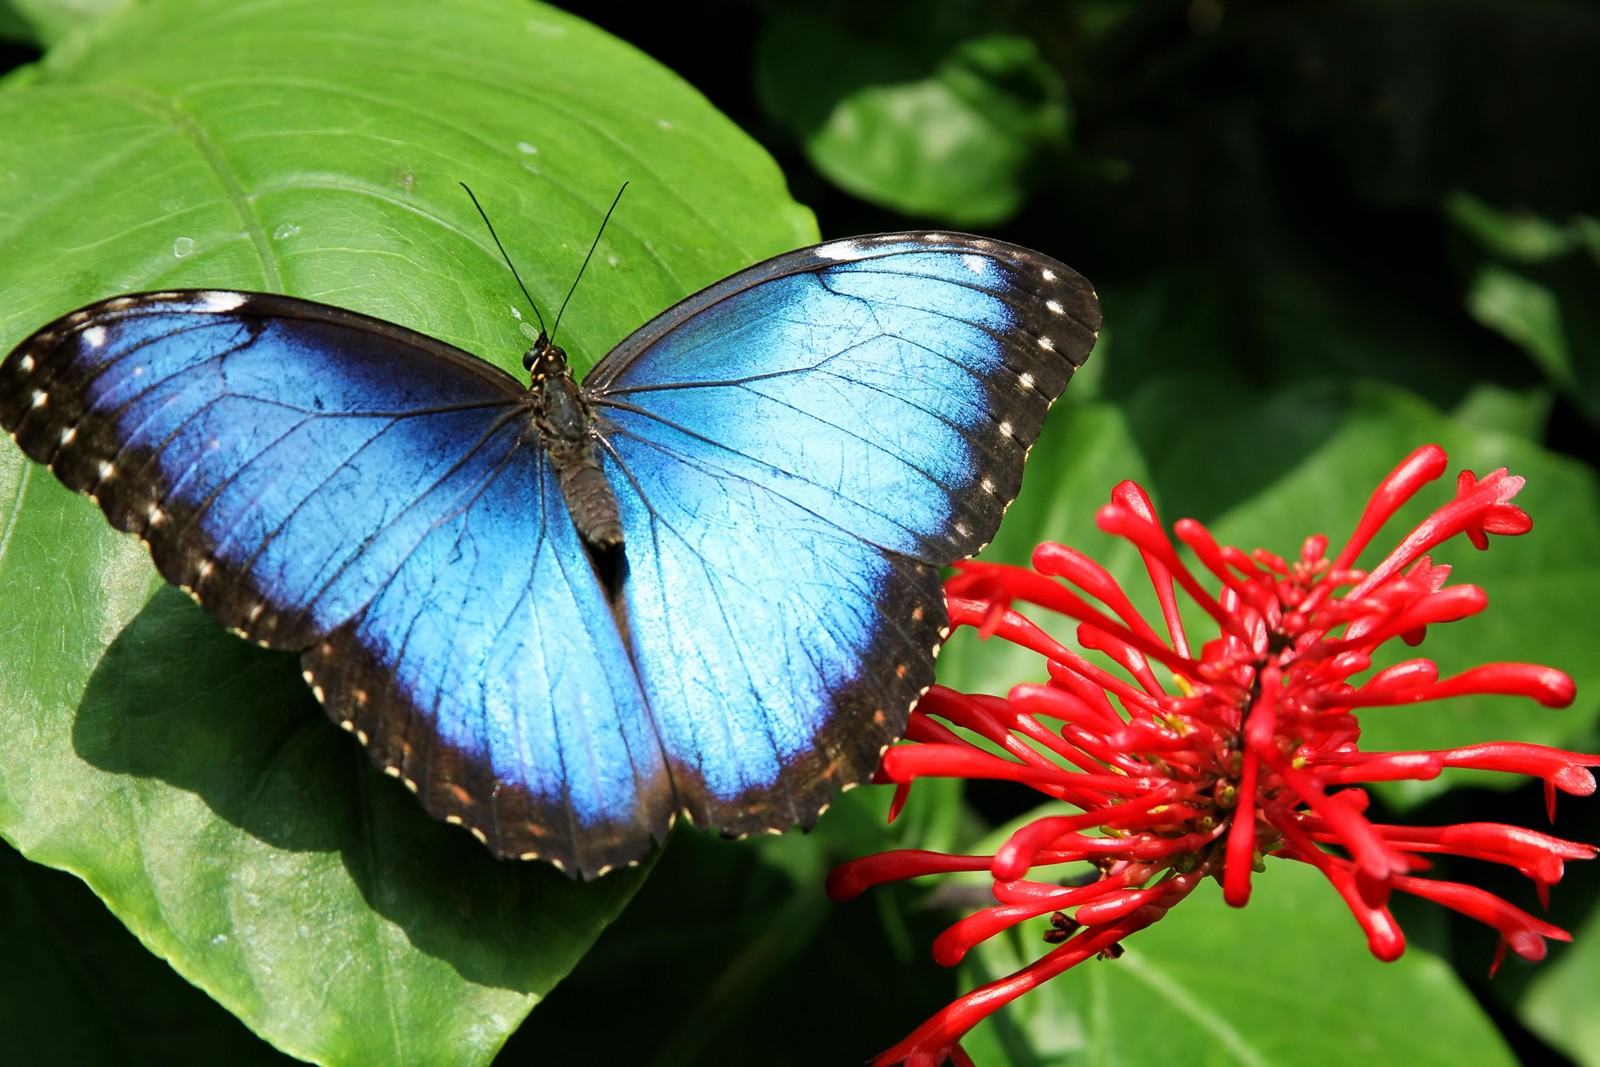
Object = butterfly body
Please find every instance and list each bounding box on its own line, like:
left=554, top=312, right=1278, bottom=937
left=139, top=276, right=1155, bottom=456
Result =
left=525, top=333, right=624, bottom=552
left=1, top=232, right=1100, bottom=877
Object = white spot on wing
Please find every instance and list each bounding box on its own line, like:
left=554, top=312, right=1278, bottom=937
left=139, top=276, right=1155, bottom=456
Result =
left=1046, top=300, right=1064, bottom=315
left=1041, top=268, right=1057, bottom=282
left=814, top=239, right=867, bottom=261
left=18, top=354, right=34, bottom=373
left=1019, top=372, right=1035, bottom=389
left=197, top=291, right=247, bottom=313
left=29, top=390, right=46, bottom=409
left=961, top=254, right=986, bottom=274
left=96, top=460, right=115, bottom=480
left=1038, top=336, right=1056, bottom=352
left=59, top=426, right=76, bottom=445
left=82, top=326, right=107, bottom=347
left=999, top=420, right=1015, bottom=438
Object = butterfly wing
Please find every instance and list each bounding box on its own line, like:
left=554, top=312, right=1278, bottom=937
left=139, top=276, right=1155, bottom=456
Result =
left=0, top=292, right=670, bottom=876
left=585, top=233, right=1100, bottom=834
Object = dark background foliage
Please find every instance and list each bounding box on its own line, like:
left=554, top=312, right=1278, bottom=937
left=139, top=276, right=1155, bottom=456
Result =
left=2, top=1, right=1597, bottom=1064
left=536, top=4, right=1600, bottom=1064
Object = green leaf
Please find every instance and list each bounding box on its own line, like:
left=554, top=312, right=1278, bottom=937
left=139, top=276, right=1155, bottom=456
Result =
left=1516, top=854, right=1600, bottom=1067
left=0, top=0, right=131, bottom=48
left=1448, top=191, right=1587, bottom=262
left=1448, top=193, right=1600, bottom=428
left=961, top=849, right=1517, bottom=1066
left=1466, top=265, right=1574, bottom=388
left=0, top=0, right=815, bottom=1063
left=0, top=836, right=288, bottom=1062
left=755, top=5, right=1067, bottom=225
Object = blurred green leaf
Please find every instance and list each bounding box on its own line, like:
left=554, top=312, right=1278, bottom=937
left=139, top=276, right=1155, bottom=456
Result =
left=755, top=5, right=1067, bottom=224
left=1449, top=192, right=1587, bottom=262
left=0, top=0, right=813, bottom=1063
left=1467, top=265, right=1575, bottom=395
left=1450, top=194, right=1600, bottom=429
left=1517, top=851, right=1600, bottom=1067
left=0, top=0, right=131, bottom=48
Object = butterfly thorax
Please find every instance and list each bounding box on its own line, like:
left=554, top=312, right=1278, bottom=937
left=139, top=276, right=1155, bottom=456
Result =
left=523, top=333, right=624, bottom=552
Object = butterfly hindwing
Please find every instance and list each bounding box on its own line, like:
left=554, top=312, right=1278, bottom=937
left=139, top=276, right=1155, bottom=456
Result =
left=588, top=232, right=1100, bottom=833
left=602, top=431, right=947, bottom=834
left=301, top=445, right=672, bottom=876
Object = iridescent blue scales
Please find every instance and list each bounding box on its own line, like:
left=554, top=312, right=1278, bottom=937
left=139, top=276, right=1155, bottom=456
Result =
left=0, top=232, right=1100, bottom=877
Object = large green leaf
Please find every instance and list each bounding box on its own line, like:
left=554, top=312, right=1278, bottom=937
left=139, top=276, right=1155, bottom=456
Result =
left=0, top=0, right=815, bottom=1063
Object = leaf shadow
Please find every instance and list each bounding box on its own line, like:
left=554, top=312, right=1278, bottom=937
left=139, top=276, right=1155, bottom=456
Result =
left=71, top=584, right=634, bottom=994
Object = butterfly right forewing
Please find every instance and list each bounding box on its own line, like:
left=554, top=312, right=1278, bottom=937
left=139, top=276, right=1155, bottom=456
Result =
left=585, top=232, right=1100, bottom=837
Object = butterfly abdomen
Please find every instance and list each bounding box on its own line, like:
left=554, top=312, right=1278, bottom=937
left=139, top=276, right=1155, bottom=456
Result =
left=529, top=358, right=623, bottom=551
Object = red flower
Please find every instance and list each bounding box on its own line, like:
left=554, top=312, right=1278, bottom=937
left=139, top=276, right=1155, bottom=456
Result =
left=829, top=445, right=1597, bottom=1067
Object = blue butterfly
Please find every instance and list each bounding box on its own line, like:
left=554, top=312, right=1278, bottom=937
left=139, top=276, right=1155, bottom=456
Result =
left=0, top=232, right=1099, bottom=877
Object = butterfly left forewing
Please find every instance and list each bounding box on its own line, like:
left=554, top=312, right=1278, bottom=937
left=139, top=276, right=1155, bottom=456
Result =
left=1, top=291, right=673, bottom=877
left=2, top=292, right=527, bottom=645
left=301, top=441, right=674, bottom=877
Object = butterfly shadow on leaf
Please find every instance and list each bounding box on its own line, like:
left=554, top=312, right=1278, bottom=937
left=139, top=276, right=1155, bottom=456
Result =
left=69, top=584, right=622, bottom=989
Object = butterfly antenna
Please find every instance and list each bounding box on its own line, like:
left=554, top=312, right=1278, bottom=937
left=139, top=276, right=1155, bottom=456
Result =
left=550, top=182, right=628, bottom=344
left=460, top=182, right=549, bottom=338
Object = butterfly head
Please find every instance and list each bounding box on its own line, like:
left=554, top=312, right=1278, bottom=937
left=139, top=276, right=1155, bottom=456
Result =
left=522, top=331, right=570, bottom=382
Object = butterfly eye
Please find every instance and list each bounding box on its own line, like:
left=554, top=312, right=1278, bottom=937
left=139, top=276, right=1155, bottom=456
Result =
left=522, top=332, right=568, bottom=377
